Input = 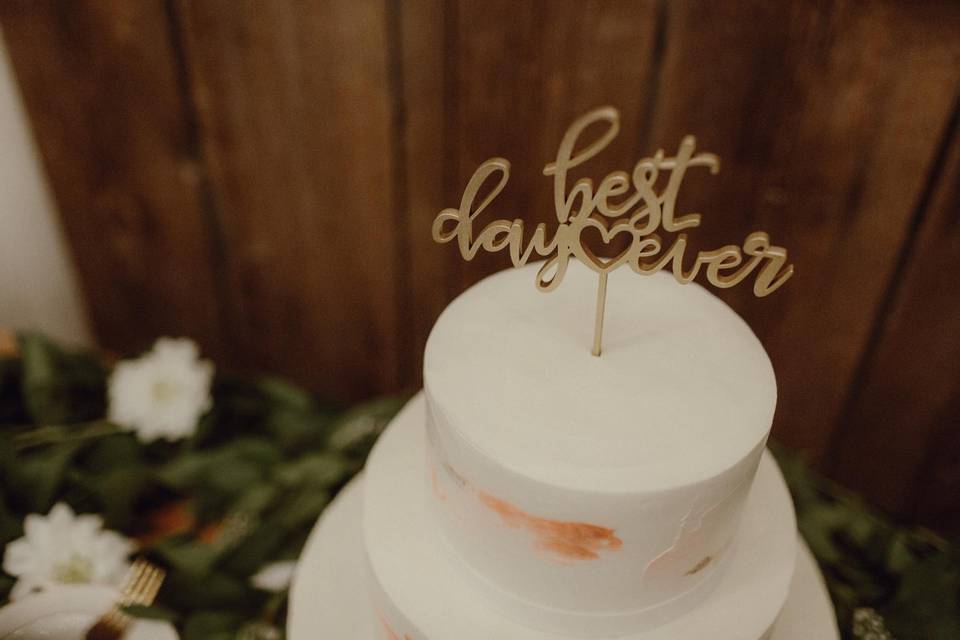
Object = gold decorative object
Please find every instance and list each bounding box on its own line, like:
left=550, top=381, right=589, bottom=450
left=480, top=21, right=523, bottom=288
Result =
left=432, top=106, right=794, bottom=356
left=85, top=558, right=165, bottom=640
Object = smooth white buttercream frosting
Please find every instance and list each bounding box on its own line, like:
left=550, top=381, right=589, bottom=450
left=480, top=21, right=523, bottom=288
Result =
left=420, top=262, right=779, bottom=626
left=424, top=260, right=776, bottom=492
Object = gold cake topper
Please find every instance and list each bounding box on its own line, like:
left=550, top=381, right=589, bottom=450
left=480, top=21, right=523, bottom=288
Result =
left=432, top=106, right=794, bottom=356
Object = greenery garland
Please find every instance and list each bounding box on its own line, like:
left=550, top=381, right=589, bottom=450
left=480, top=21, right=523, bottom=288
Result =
left=0, top=333, right=956, bottom=639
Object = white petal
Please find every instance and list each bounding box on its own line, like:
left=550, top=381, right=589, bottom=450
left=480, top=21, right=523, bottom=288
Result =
left=10, top=577, right=45, bottom=600
left=3, top=539, right=37, bottom=576
left=250, top=560, right=297, bottom=592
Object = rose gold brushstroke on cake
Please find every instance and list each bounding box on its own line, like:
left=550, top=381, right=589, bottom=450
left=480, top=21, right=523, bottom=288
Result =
left=431, top=467, right=447, bottom=501
left=435, top=459, right=623, bottom=561
left=378, top=613, right=413, bottom=640
left=477, top=490, right=622, bottom=561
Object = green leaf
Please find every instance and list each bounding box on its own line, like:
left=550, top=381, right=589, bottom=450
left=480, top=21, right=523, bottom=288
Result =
left=152, top=538, right=221, bottom=575
left=884, top=553, right=960, bottom=639
left=277, top=488, right=330, bottom=530
left=80, top=465, right=151, bottom=529
left=0, top=493, right=22, bottom=545
left=18, top=333, right=105, bottom=425
left=156, top=451, right=214, bottom=489
left=221, top=523, right=288, bottom=576
left=231, top=484, right=278, bottom=516
left=0, top=357, right=26, bottom=424
left=182, top=611, right=245, bottom=640
left=327, top=395, right=406, bottom=453
left=273, top=453, right=352, bottom=490
left=0, top=573, right=14, bottom=603
left=162, top=570, right=257, bottom=611
left=19, top=333, right=66, bottom=424
left=156, top=438, right=282, bottom=503
left=79, top=432, right=143, bottom=472
left=256, top=376, right=314, bottom=411
left=6, top=442, right=83, bottom=513
left=265, top=407, right=334, bottom=453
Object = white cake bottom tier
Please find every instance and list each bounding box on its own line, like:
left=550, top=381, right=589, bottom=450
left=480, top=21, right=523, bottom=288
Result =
left=288, top=477, right=840, bottom=640
left=359, top=395, right=800, bottom=639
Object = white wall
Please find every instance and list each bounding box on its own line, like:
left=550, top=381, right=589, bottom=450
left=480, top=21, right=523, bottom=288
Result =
left=0, top=29, right=91, bottom=347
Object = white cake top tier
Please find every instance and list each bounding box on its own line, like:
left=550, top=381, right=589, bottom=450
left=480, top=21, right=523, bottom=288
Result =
left=424, top=260, right=777, bottom=493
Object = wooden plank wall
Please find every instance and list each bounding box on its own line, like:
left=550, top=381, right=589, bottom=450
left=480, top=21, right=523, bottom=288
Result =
left=2, top=0, right=958, bottom=534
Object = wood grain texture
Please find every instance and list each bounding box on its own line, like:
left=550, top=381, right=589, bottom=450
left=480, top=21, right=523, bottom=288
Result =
left=171, top=0, right=399, bottom=401
left=646, top=0, right=960, bottom=464
left=830, top=103, right=960, bottom=522
left=393, top=0, right=449, bottom=386
left=0, top=0, right=224, bottom=358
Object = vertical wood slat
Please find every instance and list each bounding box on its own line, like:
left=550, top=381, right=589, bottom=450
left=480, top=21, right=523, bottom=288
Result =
left=0, top=1, right=224, bottom=359
left=449, top=0, right=663, bottom=290
left=646, top=0, right=960, bottom=466
left=171, top=0, right=399, bottom=401
left=830, top=104, right=960, bottom=523
left=395, top=0, right=448, bottom=387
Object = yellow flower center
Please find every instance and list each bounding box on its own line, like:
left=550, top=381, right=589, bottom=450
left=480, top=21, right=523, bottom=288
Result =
left=54, top=553, right=95, bottom=584
left=152, top=379, right=177, bottom=403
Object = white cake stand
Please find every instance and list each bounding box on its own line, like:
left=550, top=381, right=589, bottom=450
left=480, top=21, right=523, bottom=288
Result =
left=289, top=476, right=840, bottom=640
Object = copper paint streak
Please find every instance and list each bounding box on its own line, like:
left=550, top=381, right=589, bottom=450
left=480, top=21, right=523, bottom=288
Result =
left=477, top=491, right=622, bottom=561
left=431, top=467, right=447, bottom=500
left=379, top=614, right=413, bottom=640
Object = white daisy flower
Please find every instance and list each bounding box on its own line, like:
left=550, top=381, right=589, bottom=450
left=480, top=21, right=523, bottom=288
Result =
left=2, top=503, right=135, bottom=600
left=108, top=337, right=214, bottom=442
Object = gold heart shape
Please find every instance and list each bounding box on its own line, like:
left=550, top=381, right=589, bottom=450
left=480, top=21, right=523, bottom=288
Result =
left=576, top=217, right=637, bottom=273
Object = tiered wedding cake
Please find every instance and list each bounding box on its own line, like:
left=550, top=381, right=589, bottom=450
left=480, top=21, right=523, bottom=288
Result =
left=290, top=259, right=839, bottom=639
left=291, top=105, right=838, bottom=638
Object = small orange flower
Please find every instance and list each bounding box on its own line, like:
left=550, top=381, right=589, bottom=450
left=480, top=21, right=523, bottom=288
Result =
left=0, top=329, right=18, bottom=359
left=137, top=500, right=196, bottom=546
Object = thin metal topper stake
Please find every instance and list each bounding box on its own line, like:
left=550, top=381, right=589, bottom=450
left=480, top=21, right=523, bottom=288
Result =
left=592, top=272, right=607, bottom=357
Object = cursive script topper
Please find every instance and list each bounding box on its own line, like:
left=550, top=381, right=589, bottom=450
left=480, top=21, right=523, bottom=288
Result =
left=432, top=106, right=794, bottom=356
